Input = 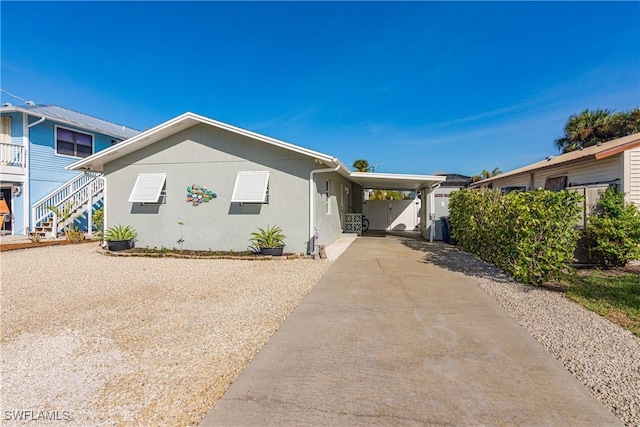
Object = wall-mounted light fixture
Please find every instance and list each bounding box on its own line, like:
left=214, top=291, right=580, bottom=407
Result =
left=12, top=184, right=22, bottom=197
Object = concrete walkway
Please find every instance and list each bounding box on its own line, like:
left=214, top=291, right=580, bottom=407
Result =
left=201, top=233, right=621, bottom=426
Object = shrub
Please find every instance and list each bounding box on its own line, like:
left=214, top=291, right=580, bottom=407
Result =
left=104, top=224, right=137, bottom=242
left=449, top=189, right=583, bottom=285
left=249, top=225, right=286, bottom=250
left=48, top=201, right=75, bottom=239
left=28, top=232, right=42, bottom=243
left=585, top=187, right=640, bottom=267
left=68, top=227, right=85, bottom=243
left=92, top=207, right=104, bottom=233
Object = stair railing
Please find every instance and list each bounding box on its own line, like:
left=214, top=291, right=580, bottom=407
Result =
left=31, top=172, right=104, bottom=234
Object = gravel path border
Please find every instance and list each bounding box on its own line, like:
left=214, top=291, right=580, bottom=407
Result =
left=414, top=242, right=640, bottom=427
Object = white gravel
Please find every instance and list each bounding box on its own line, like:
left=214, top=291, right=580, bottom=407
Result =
left=422, top=243, right=640, bottom=427
left=1, top=243, right=334, bottom=426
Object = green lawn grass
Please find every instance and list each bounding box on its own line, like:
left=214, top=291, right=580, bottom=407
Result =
left=566, top=270, right=640, bottom=337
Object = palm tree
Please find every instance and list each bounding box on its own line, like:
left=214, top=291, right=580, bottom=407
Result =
left=352, top=159, right=372, bottom=172
left=611, top=107, right=640, bottom=136
left=471, top=167, right=502, bottom=182
left=555, top=109, right=615, bottom=153
left=481, top=167, right=502, bottom=179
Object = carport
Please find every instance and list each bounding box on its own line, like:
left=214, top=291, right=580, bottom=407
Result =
left=346, top=172, right=445, bottom=237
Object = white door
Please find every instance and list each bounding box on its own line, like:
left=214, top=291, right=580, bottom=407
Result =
left=389, top=200, right=420, bottom=231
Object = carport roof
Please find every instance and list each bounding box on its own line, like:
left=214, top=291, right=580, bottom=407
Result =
left=67, top=111, right=445, bottom=189
left=349, top=172, right=445, bottom=190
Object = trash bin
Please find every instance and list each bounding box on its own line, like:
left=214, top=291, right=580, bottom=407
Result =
left=440, top=216, right=450, bottom=244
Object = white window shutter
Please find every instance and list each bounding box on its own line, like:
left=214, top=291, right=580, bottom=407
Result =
left=231, top=171, right=270, bottom=203
left=128, top=173, right=167, bottom=203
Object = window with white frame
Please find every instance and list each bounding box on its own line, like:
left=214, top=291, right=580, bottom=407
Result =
left=0, top=116, right=11, bottom=143
left=325, top=179, right=331, bottom=214
left=56, top=126, right=93, bottom=158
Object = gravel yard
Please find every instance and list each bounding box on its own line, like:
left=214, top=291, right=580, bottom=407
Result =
left=1, top=243, right=332, bottom=426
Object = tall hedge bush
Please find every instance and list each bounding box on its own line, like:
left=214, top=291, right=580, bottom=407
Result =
left=586, top=187, right=640, bottom=267
left=449, top=189, right=583, bottom=285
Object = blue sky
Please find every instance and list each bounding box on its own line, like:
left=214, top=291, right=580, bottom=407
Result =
left=2, top=1, right=639, bottom=176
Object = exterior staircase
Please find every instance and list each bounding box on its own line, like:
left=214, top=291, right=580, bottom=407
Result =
left=31, top=172, right=104, bottom=238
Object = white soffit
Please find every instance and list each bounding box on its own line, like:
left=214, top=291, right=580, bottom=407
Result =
left=349, top=172, right=446, bottom=190
left=128, top=173, right=166, bottom=203
left=231, top=171, right=270, bottom=203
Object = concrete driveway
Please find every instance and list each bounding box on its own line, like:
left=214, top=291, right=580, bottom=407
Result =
left=201, top=233, right=621, bottom=426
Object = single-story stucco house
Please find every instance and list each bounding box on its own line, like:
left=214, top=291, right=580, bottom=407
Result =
left=470, top=132, right=640, bottom=224
left=68, top=112, right=445, bottom=253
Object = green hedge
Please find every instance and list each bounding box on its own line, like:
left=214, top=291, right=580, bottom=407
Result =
left=449, top=189, right=583, bottom=285
left=585, top=187, right=640, bottom=267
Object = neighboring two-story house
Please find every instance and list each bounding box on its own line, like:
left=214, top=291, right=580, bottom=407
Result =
left=0, top=102, right=139, bottom=236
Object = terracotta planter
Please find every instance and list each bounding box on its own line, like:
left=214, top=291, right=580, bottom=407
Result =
left=106, top=240, right=133, bottom=251
left=260, top=247, right=284, bottom=256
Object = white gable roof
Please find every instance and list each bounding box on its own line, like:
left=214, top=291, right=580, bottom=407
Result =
left=67, top=112, right=340, bottom=173
left=67, top=112, right=445, bottom=190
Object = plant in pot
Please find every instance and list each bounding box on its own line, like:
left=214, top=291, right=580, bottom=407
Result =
left=104, top=224, right=137, bottom=251
left=249, top=225, right=286, bottom=256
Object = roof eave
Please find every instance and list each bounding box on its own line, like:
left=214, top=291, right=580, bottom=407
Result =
left=595, top=138, right=640, bottom=160
left=1, top=105, right=137, bottom=140
left=68, top=112, right=341, bottom=172
left=348, top=172, right=446, bottom=191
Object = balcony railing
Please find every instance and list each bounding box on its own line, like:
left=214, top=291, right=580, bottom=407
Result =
left=0, top=143, right=26, bottom=168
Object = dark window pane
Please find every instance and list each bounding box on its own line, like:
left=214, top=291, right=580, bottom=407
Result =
left=544, top=176, right=567, bottom=191
left=57, top=141, right=75, bottom=156
left=76, top=144, right=92, bottom=157
left=57, top=128, right=74, bottom=143
left=76, top=132, right=92, bottom=147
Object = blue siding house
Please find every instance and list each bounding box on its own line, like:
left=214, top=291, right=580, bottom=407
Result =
left=0, top=102, right=139, bottom=236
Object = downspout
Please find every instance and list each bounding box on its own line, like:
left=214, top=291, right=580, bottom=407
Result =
left=309, top=159, right=340, bottom=254
left=25, top=115, right=45, bottom=233
left=28, top=116, right=46, bottom=128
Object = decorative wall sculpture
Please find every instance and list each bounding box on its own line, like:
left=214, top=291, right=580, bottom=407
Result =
left=186, top=184, right=217, bottom=206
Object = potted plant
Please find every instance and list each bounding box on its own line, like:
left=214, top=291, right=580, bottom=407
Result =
left=104, top=224, right=137, bottom=251
left=249, top=225, right=286, bottom=256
